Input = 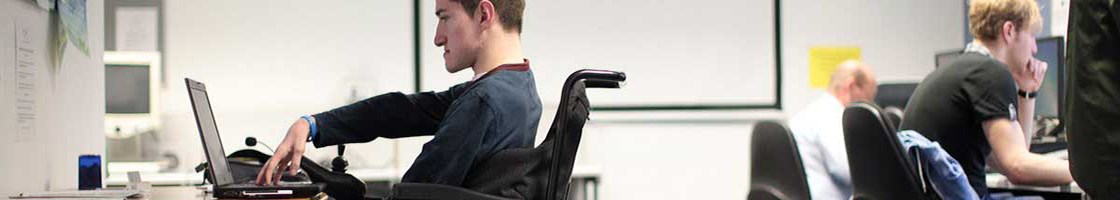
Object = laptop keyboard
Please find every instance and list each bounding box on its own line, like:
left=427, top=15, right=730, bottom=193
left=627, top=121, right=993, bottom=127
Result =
left=228, top=181, right=314, bottom=188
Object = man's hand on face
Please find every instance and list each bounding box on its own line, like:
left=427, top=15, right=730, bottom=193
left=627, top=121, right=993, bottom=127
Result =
left=255, top=118, right=310, bottom=185
left=1013, top=58, right=1048, bottom=92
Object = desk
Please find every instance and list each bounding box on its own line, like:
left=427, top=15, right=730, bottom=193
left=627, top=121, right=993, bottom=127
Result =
left=986, top=173, right=1084, bottom=199
left=124, top=165, right=602, bottom=200
left=132, top=186, right=209, bottom=200
left=107, top=172, right=204, bottom=186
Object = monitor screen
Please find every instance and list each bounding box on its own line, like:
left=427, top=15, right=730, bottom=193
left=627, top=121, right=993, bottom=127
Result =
left=105, top=64, right=151, bottom=113
left=187, top=80, right=235, bottom=185
left=875, top=83, right=920, bottom=110
left=1034, top=37, right=1063, bottom=118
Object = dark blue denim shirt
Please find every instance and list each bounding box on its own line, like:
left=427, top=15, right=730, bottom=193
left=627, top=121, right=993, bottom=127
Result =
left=311, top=61, right=541, bottom=186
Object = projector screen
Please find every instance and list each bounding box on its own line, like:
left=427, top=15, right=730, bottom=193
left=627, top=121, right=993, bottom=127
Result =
left=416, top=0, right=780, bottom=110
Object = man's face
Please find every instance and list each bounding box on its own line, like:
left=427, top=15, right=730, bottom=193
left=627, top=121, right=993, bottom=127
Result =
left=1006, top=25, right=1039, bottom=70
left=851, top=78, right=878, bottom=103
left=434, top=0, right=482, bottom=73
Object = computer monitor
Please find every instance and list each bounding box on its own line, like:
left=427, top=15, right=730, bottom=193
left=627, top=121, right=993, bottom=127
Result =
left=875, top=83, right=920, bottom=110
left=104, top=51, right=162, bottom=138
left=1034, top=36, right=1064, bottom=118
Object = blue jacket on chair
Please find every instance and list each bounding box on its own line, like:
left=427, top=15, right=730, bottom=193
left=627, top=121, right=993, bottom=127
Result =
left=897, top=130, right=979, bottom=200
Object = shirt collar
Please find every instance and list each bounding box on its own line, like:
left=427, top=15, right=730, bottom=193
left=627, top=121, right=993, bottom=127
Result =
left=471, top=72, right=488, bottom=81
left=822, top=92, right=843, bottom=109
left=472, top=59, right=531, bottom=81
left=963, top=41, right=994, bottom=58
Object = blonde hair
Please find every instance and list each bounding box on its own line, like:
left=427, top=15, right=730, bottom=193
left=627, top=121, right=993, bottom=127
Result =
left=968, top=0, right=1043, bottom=42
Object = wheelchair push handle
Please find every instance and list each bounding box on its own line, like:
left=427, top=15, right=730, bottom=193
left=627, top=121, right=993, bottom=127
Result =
left=570, top=69, right=626, bottom=89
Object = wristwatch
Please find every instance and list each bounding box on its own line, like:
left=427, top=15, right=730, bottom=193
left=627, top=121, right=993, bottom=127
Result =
left=1018, top=90, right=1038, bottom=99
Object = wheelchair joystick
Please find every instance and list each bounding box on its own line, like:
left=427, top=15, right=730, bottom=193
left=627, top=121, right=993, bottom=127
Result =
left=331, top=144, right=348, bottom=173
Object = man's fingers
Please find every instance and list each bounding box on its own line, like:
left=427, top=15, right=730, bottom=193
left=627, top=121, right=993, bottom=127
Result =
left=260, top=159, right=276, bottom=185
left=1037, top=61, right=1048, bottom=79
left=255, top=160, right=269, bottom=185
left=272, top=162, right=290, bottom=185
left=289, top=156, right=302, bottom=176
left=256, top=156, right=279, bottom=185
left=263, top=155, right=289, bottom=185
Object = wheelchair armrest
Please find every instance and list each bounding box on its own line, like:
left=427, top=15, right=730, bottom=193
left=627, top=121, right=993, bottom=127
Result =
left=390, top=183, right=514, bottom=200
left=569, top=69, right=625, bottom=89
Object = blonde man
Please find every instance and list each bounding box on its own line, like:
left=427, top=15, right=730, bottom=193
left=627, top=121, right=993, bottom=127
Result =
left=901, top=0, right=1072, bottom=197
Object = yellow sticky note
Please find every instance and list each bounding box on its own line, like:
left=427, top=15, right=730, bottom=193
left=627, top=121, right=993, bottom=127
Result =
left=809, top=47, right=861, bottom=89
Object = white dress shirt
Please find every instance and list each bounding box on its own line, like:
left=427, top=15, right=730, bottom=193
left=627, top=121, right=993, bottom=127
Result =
left=788, top=93, right=852, bottom=200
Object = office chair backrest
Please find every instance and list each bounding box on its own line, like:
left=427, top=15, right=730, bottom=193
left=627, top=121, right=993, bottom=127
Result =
left=460, top=70, right=625, bottom=200
left=748, top=121, right=811, bottom=200
left=882, top=106, right=904, bottom=132
left=843, top=102, right=928, bottom=200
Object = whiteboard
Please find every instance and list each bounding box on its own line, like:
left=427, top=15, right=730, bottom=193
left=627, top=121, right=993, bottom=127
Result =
left=419, top=0, right=778, bottom=109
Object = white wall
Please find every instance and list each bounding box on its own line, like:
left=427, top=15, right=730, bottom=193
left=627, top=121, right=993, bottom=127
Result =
left=148, top=0, right=962, bottom=199
left=781, top=0, right=964, bottom=114
left=0, top=0, right=105, bottom=195
left=586, top=0, right=964, bottom=199
left=421, top=0, right=779, bottom=107
left=157, top=0, right=416, bottom=174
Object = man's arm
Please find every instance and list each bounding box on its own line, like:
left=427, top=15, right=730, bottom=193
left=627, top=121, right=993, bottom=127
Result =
left=1016, top=97, right=1035, bottom=147
left=821, top=127, right=852, bottom=186
left=257, top=83, right=470, bottom=185
left=312, top=83, right=469, bottom=147
left=982, top=118, right=1072, bottom=186
left=399, top=95, right=495, bottom=185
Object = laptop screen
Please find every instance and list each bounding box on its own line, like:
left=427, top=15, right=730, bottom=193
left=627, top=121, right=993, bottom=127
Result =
left=186, top=79, right=235, bottom=186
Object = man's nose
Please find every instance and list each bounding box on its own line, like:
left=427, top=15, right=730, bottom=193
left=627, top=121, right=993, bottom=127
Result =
left=434, top=34, right=446, bottom=47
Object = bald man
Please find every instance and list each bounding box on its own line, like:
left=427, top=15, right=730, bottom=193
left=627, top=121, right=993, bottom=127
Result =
left=788, top=60, right=877, bottom=199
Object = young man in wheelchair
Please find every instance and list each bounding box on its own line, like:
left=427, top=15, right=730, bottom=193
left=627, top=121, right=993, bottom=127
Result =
left=255, top=0, right=541, bottom=189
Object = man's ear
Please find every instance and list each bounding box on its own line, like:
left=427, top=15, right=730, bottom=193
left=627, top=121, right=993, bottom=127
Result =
left=845, top=78, right=857, bottom=93
left=478, top=0, right=496, bottom=30
left=1002, top=21, right=1017, bottom=44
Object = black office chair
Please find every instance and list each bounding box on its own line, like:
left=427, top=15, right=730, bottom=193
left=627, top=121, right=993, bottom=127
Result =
left=842, top=102, right=937, bottom=200
left=881, top=106, right=904, bottom=132
left=747, top=121, right=811, bottom=200
left=389, top=69, right=626, bottom=200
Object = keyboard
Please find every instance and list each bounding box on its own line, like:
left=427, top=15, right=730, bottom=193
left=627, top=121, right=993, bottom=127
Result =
left=1030, top=140, right=1067, bottom=154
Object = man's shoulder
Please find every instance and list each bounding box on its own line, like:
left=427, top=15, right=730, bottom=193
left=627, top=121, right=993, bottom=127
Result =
left=945, top=54, right=1011, bottom=77
left=472, top=69, right=534, bottom=88
left=926, top=53, right=1013, bottom=91
left=460, top=70, right=541, bottom=109
left=789, top=95, right=842, bottom=134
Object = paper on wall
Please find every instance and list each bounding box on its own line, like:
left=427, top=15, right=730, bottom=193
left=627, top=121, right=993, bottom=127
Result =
left=58, top=0, right=88, bottom=56
left=15, top=21, right=37, bottom=142
left=808, top=46, right=861, bottom=89
left=115, top=7, right=159, bottom=51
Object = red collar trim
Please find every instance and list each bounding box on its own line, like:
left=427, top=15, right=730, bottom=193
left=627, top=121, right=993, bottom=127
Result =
left=492, top=59, right=530, bottom=72
left=475, top=59, right=531, bottom=81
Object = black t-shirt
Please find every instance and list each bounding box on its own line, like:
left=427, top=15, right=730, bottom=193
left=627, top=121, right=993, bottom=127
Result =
left=900, top=52, right=1018, bottom=197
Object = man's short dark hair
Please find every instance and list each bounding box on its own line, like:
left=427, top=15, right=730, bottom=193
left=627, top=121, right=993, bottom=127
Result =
left=454, top=0, right=524, bottom=33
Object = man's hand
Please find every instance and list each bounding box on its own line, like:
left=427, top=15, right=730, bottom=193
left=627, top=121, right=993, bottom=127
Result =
left=255, top=118, right=311, bottom=185
left=1013, top=58, right=1048, bottom=92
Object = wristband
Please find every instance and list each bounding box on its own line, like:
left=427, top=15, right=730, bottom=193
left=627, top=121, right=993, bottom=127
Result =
left=301, top=115, right=318, bottom=142
left=1018, top=90, right=1038, bottom=99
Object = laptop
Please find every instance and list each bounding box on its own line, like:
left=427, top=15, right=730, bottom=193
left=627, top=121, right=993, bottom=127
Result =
left=186, top=78, right=325, bottom=199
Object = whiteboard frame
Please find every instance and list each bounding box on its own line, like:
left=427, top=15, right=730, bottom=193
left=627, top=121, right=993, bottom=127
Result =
left=410, top=0, right=784, bottom=111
